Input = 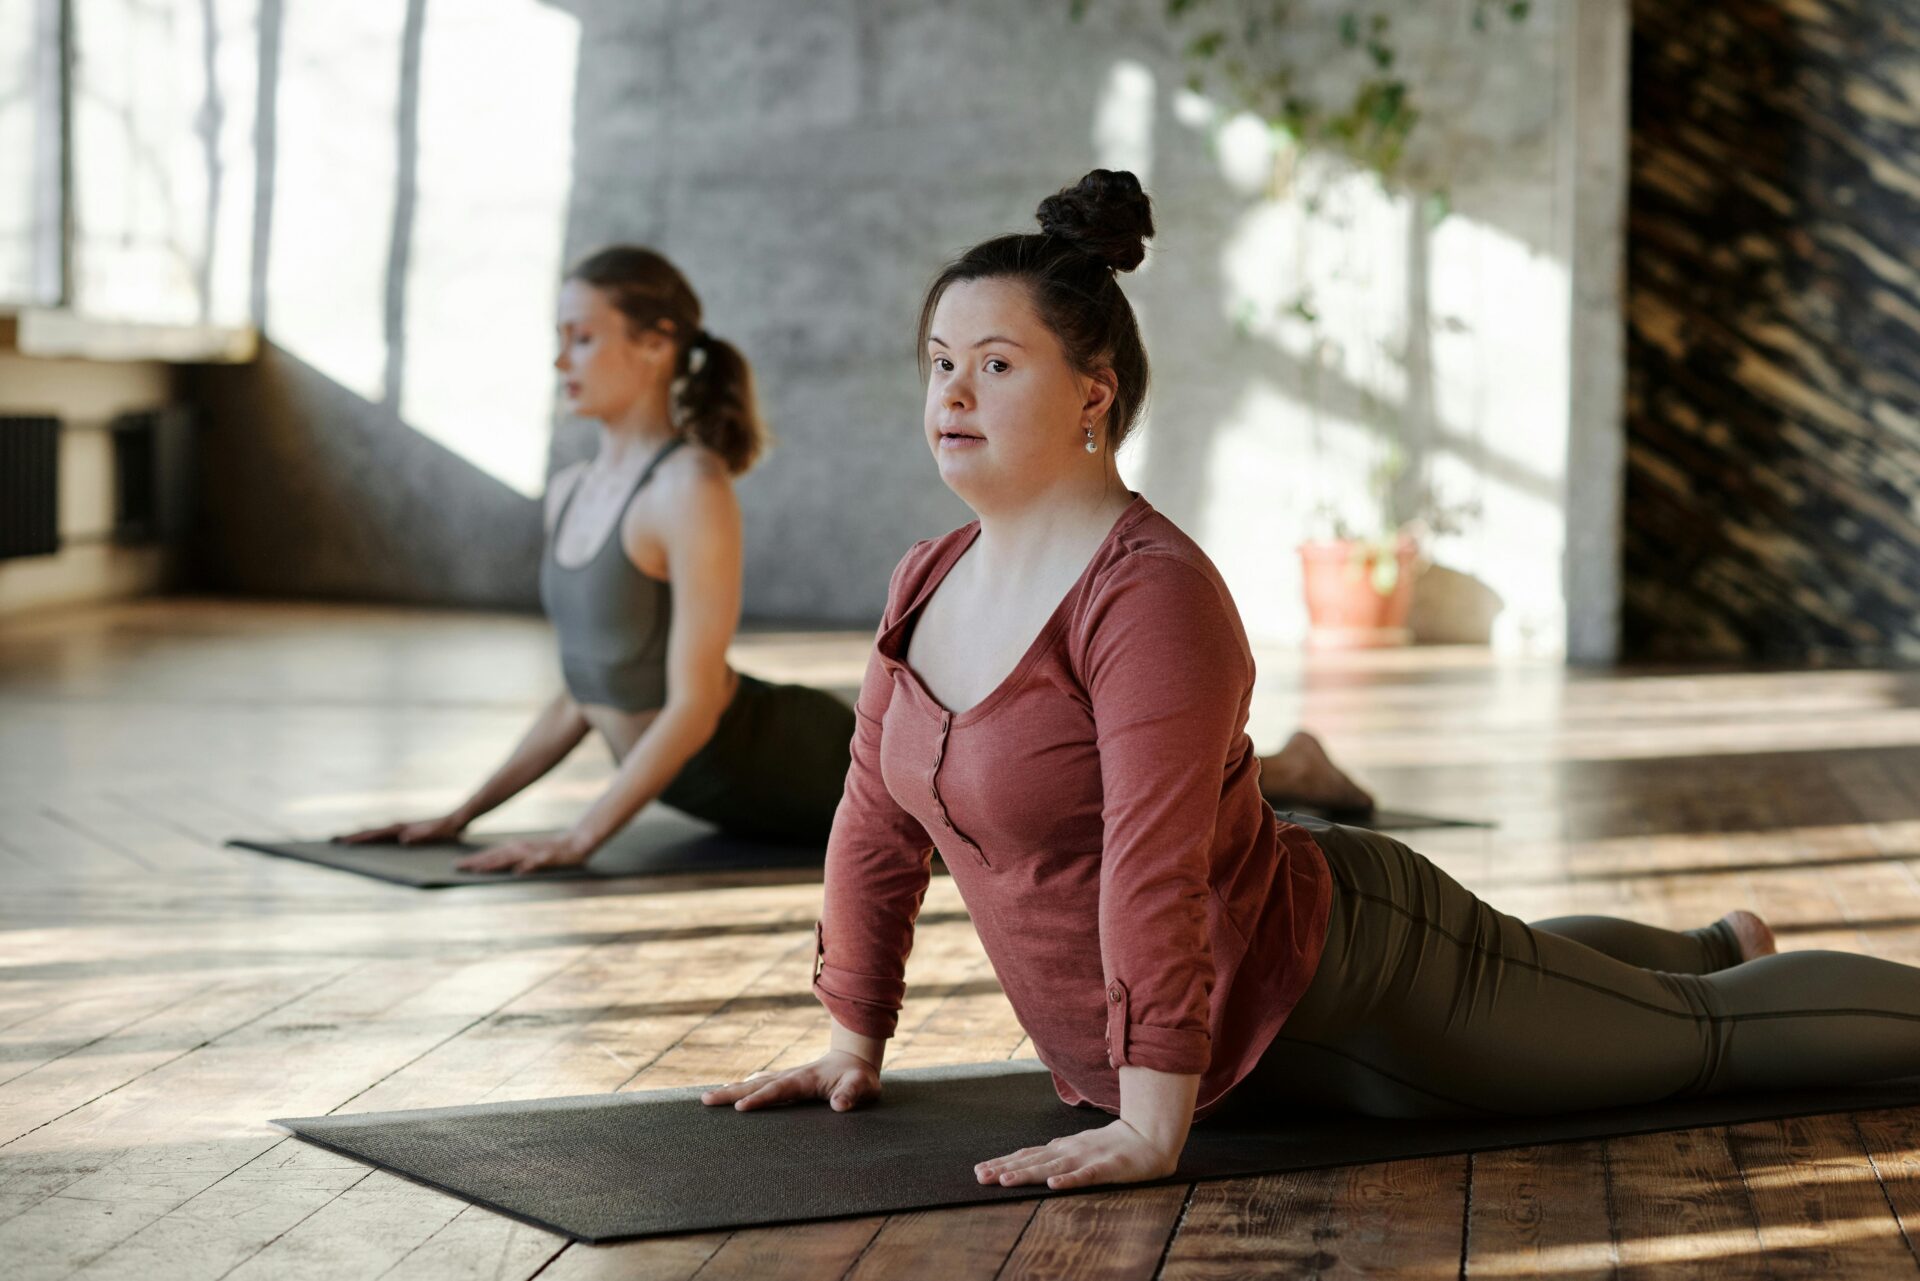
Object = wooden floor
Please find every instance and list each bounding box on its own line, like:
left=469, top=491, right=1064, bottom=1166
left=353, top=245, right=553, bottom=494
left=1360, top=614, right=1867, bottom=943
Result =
left=8, top=599, right=1920, bottom=1278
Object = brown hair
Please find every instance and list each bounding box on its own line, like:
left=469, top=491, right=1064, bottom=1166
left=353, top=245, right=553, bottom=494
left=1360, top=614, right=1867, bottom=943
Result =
left=917, top=169, right=1154, bottom=449
left=566, top=245, right=767, bottom=475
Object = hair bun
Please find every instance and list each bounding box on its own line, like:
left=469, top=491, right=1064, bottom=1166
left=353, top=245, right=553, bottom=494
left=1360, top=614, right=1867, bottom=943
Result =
left=1035, top=169, right=1155, bottom=272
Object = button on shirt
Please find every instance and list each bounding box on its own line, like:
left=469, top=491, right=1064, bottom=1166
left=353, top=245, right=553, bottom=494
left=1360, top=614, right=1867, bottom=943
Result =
left=811, top=495, right=1334, bottom=1119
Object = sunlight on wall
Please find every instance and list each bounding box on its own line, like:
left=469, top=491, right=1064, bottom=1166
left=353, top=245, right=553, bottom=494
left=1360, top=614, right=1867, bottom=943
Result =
left=1196, top=381, right=1389, bottom=642
left=1168, top=90, right=1573, bottom=655
left=1098, top=60, right=1160, bottom=498
left=70, top=0, right=257, bottom=326
left=1215, top=110, right=1279, bottom=197
left=1093, top=60, right=1155, bottom=189
left=397, top=0, right=578, bottom=499
left=1427, top=211, right=1571, bottom=653
left=1218, top=162, right=1412, bottom=423
left=266, top=0, right=404, bottom=401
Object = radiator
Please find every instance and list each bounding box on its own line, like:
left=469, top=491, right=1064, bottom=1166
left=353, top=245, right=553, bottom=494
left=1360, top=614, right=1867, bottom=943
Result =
left=0, top=415, right=59, bottom=560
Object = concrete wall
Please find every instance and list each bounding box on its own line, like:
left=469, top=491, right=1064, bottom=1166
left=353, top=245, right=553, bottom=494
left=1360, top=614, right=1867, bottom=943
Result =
left=179, top=0, right=1624, bottom=652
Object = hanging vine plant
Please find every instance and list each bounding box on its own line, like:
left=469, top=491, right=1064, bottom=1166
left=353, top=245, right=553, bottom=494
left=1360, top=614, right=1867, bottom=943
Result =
left=1071, top=0, right=1533, bottom=182
left=1067, top=2, right=1530, bottom=627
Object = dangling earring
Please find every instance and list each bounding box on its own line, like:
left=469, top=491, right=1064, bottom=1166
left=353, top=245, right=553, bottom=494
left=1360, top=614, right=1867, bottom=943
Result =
left=1084, top=422, right=1098, bottom=454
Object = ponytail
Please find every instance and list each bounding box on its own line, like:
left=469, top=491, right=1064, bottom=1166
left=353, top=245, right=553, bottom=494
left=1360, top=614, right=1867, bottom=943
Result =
left=673, top=330, right=764, bottom=475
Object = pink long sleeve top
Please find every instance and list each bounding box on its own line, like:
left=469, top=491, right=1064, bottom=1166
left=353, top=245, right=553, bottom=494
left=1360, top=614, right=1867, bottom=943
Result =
left=812, top=494, right=1333, bottom=1120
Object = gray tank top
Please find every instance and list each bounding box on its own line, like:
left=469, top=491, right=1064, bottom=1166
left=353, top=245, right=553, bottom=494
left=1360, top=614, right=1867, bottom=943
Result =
left=539, top=438, right=686, bottom=711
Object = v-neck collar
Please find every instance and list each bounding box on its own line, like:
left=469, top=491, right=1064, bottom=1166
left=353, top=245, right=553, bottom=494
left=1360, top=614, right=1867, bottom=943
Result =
left=879, top=493, right=1151, bottom=725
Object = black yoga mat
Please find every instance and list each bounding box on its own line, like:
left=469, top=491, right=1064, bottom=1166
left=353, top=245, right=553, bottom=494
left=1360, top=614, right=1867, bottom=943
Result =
left=232, top=804, right=1480, bottom=889
left=275, top=1059, right=1920, bottom=1244
left=229, top=809, right=823, bottom=888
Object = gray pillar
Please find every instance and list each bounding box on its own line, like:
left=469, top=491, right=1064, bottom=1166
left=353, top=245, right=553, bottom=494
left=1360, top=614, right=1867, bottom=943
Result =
left=1561, top=0, right=1630, bottom=665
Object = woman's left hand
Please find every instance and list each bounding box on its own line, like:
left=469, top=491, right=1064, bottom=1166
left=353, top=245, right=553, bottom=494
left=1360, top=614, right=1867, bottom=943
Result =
left=973, top=1118, right=1180, bottom=1191
left=454, top=832, right=592, bottom=875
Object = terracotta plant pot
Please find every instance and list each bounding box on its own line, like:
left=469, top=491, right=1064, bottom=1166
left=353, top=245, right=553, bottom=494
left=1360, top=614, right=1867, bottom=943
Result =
left=1298, top=535, right=1420, bottom=650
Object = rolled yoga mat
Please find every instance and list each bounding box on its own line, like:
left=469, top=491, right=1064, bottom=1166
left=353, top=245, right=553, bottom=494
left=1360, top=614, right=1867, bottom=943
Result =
left=274, top=1059, right=1920, bottom=1243
left=228, top=808, right=825, bottom=888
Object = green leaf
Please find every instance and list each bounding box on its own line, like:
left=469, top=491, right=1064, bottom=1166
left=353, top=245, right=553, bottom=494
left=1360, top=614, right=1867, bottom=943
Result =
left=1339, top=12, right=1360, bottom=45
left=1370, top=79, right=1407, bottom=125
left=1186, top=29, right=1226, bottom=59
left=1370, top=553, right=1400, bottom=596
left=1509, top=0, right=1531, bottom=20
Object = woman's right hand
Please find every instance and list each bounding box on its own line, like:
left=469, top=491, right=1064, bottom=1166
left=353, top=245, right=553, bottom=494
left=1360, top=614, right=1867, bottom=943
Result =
left=698, top=1050, right=881, bottom=1113
left=334, top=813, right=467, bottom=846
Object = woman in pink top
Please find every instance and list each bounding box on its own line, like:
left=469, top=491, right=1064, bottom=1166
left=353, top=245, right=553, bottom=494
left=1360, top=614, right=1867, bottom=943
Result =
left=702, top=170, right=1920, bottom=1191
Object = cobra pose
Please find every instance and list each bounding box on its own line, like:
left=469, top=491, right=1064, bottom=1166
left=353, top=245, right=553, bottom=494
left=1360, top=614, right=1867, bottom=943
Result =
left=700, top=170, right=1920, bottom=1191
left=340, top=244, right=1372, bottom=872
left=338, top=247, right=856, bottom=869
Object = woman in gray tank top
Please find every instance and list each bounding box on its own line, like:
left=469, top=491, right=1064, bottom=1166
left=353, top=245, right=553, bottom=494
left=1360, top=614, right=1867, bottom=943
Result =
left=340, top=246, right=1371, bottom=873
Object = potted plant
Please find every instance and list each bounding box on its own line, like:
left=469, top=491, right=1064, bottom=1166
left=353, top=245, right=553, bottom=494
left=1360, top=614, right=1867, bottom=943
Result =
left=1298, top=447, right=1479, bottom=650
left=1298, top=530, right=1421, bottom=650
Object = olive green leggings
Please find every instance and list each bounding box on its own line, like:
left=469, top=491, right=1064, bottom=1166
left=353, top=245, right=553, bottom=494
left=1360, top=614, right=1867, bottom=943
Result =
left=1245, top=818, right=1920, bottom=1118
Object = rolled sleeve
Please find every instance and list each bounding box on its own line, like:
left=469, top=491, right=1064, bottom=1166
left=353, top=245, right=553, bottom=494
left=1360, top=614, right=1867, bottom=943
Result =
left=1102, top=977, right=1214, bottom=1073
left=812, top=921, right=912, bottom=1038
left=1105, top=983, right=1205, bottom=1075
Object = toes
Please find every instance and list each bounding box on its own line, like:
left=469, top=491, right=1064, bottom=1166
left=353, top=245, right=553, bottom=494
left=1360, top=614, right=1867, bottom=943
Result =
left=1723, top=910, right=1778, bottom=962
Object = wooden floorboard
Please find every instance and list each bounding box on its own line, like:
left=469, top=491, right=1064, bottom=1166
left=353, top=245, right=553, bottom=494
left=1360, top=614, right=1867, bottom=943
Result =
left=1463, top=1141, right=1615, bottom=1279
left=1605, top=1128, right=1765, bottom=1279
left=1726, top=1113, right=1920, bottom=1279
left=1159, top=1170, right=1344, bottom=1279
left=9, top=599, right=1920, bottom=1277
left=998, top=1184, right=1188, bottom=1281
left=1310, top=1156, right=1470, bottom=1279
left=845, top=1202, right=1038, bottom=1281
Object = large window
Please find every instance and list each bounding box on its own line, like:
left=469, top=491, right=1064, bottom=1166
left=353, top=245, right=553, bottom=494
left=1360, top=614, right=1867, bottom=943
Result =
left=69, top=0, right=256, bottom=327
left=0, top=0, right=63, bottom=308
left=2, top=0, right=257, bottom=351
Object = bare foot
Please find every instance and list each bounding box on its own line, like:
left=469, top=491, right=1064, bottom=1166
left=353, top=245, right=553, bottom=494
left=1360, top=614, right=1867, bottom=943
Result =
left=1721, top=909, right=1777, bottom=962
left=1259, top=731, right=1375, bottom=815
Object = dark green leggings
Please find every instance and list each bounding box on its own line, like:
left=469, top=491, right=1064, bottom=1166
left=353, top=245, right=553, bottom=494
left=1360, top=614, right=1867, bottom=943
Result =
left=1246, top=818, right=1920, bottom=1118
left=657, top=674, right=853, bottom=845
